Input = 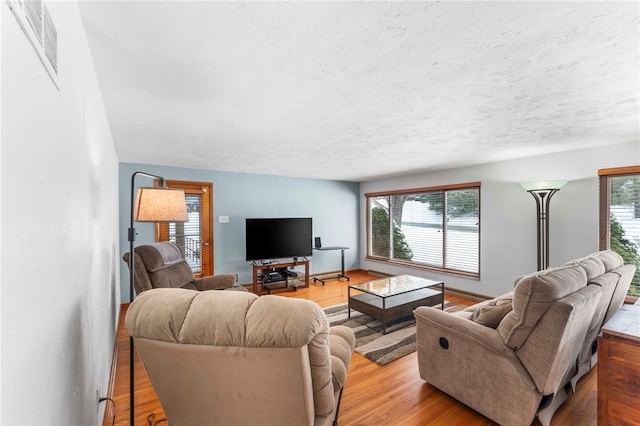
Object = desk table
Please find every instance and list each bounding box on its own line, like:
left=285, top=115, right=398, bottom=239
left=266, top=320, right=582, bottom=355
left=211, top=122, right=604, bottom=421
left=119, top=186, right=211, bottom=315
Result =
left=313, top=246, right=350, bottom=284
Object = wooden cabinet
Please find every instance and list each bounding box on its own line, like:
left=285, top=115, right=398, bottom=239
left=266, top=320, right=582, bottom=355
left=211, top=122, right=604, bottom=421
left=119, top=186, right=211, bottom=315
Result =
left=597, top=304, right=640, bottom=425
left=252, top=260, right=309, bottom=294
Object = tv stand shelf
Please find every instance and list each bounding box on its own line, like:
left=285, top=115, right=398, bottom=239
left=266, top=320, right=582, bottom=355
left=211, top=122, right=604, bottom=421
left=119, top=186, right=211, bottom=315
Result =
left=252, top=260, right=309, bottom=294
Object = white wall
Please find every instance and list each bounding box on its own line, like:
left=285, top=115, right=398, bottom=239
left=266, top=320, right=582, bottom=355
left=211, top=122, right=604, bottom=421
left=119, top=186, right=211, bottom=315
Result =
left=361, top=142, right=640, bottom=297
left=1, top=2, right=119, bottom=424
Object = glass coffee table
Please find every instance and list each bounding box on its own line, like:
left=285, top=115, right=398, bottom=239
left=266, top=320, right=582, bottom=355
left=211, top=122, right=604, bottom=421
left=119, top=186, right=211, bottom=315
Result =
left=348, top=275, right=444, bottom=334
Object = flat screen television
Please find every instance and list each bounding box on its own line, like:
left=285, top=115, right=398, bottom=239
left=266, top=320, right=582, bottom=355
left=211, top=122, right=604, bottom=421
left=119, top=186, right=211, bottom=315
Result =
left=245, top=217, right=313, bottom=262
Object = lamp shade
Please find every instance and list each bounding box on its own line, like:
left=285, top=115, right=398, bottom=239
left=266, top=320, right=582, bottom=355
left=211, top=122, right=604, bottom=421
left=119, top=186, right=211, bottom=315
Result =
left=134, top=187, right=188, bottom=222
left=519, top=180, right=568, bottom=192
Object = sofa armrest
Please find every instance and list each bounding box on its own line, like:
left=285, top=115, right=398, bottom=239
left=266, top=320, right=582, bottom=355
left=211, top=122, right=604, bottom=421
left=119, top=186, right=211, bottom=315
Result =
left=193, top=273, right=238, bottom=290
left=415, top=306, right=508, bottom=355
left=328, top=326, right=356, bottom=391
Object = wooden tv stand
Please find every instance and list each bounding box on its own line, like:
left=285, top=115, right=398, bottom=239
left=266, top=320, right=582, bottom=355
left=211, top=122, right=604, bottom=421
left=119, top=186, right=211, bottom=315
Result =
left=252, top=259, right=310, bottom=294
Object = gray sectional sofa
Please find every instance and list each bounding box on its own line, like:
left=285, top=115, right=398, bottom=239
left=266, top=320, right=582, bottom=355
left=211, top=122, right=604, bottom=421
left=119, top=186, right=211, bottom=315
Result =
left=414, top=250, right=635, bottom=426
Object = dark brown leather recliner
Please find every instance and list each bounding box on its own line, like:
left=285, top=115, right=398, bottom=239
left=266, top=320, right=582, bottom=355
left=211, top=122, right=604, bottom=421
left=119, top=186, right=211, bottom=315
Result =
left=123, top=241, right=247, bottom=295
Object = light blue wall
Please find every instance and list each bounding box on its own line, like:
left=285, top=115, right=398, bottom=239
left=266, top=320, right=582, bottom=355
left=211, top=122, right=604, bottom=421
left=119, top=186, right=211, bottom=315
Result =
left=119, top=163, right=360, bottom=301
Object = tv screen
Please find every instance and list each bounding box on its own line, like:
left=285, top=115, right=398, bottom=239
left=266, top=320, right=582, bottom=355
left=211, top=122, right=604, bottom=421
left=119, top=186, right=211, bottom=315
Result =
left=246, top=218, right=313, bottom=261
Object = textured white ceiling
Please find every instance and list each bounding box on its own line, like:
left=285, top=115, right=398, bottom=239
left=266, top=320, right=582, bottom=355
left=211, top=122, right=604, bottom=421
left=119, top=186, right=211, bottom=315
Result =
left=78, top=1, right=639, bottom=182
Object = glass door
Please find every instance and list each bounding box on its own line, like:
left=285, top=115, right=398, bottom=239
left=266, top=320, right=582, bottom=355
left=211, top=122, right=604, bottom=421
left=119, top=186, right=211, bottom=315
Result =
left=157, top=181, right=213, bottom=278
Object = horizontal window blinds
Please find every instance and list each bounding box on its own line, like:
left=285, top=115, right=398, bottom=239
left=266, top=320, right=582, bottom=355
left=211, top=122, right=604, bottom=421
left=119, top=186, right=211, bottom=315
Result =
left=169, top=194, right=203, bottom=273
left=367, top=183, right=480, bottom=277
left=605, top=173, right=640, bottom=297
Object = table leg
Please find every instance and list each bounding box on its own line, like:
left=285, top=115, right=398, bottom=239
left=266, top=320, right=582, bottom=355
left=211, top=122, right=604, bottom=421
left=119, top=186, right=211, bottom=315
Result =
left=313, top=276, right=326, bottom=285
left=382, top=298, right=387, bottom=335
left=340, top=249, right=349, bottom=281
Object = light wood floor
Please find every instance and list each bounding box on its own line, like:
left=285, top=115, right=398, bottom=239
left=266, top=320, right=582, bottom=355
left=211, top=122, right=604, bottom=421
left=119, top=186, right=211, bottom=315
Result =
left=106, top=270, right=597, bottom=425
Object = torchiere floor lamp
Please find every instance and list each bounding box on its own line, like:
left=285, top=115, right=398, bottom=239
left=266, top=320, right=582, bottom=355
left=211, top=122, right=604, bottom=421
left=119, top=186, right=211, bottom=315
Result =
left=519, top=180, right=568, bottom=271
left=128, top=172, right=188, bottom=425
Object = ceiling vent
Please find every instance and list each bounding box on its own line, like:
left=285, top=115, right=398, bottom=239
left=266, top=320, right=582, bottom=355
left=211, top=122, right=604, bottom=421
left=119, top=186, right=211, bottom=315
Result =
left=8, top=0, right=59, bottom=90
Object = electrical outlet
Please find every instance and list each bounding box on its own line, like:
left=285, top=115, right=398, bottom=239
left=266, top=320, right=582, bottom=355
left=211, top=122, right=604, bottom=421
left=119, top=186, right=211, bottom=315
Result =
left=96, top=384, right=101, bottom=403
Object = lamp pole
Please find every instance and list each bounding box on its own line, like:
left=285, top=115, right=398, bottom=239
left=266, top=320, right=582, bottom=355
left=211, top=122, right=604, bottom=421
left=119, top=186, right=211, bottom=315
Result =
left=526, top=189, right=559, bottom=271
left=520, top=181, right=568, bottom=271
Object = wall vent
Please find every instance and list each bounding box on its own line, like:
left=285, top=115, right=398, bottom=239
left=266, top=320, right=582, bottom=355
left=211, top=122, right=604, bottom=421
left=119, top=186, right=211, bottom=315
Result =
left=8, top=0, right=59, bottom=89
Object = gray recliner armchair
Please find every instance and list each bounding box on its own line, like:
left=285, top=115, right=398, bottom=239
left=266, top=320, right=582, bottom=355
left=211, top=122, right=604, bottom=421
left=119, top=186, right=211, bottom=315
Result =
left=123, top=241, right=247, bottom=294
left=126, top=288, right=356, bottom=425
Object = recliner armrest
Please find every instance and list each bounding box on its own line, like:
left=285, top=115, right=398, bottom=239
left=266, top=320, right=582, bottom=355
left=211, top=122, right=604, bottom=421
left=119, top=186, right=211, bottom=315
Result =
left=193, top=273, right=238, bottom=290
left=414, top=306, right=509, bottom=356
left=328, top=326, right=356, bottom=391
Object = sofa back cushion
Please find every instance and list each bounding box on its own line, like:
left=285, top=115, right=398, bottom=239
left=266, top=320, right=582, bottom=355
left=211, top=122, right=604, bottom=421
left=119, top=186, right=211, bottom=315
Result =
left=137, top=242, right=184, bottom=270
left=562, top=255, right=611, bottom=334
left=515, top=284, right=602, bottom=393
left=135, top=243, right=195, bottom=290
left=135, top=339, right=316, bottom=426
left=146, top=262, right=195, bottom=289
left=588, top=250, right=623, bottom=272
left=604, top=264, right=636, bottom=324
left=562, top=256, right=606, bottom=280
left=126, top=288, right=335, bottom=418
left=498, top=264, right=587, bottom=349
left=577, top=250, right=633, bottom=325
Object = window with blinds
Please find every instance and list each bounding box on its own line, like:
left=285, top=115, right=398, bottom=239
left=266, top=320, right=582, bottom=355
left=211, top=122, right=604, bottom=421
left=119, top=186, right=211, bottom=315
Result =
left=366, top=183, right=480, bottom=278
left=599, top=166, right=640, bottom=299
left=169, top=194, right=203, bottom=273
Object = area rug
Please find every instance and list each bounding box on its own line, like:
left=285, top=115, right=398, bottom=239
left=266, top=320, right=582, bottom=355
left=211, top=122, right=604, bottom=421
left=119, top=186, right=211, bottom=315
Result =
left=323, top=301, right=465, bottom=366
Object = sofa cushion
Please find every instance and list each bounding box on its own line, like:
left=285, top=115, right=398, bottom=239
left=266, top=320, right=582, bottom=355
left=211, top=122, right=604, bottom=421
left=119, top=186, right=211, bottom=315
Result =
left=137, top=242, right=184, bottom=271
left=148, top=261, right=195, bottom=289
left=464, top=291, right=514, bottom=312
left=515, top=284, right=603, bottom=394
left=498, top=264, right=587, bottom=349
left=133, top=242, right=196, bottom=289
left=588, top=250, right=623, bottom=272
left=470, top=296, right=513, bottom=328
left=603, top=264, right=636, bottom=324
left=562, top=257, right=606, bottom=281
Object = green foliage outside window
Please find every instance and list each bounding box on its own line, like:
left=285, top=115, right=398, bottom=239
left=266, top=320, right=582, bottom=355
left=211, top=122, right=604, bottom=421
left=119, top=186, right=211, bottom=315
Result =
left=610, top=215, right=640, bottom=297
left=371, top=206, right=413, bottom=260
left=608, top=175, right=640, bottom=298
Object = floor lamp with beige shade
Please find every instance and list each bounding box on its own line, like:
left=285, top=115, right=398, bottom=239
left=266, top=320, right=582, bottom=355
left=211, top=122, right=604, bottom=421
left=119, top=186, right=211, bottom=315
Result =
left=127, top=171, right=188, bottom=425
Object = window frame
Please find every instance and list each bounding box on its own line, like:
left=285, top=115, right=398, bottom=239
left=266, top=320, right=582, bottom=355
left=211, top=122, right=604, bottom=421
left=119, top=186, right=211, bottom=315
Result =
left=598, top=165, right=640, bottom=303
left=365, top=181, right=481, bottom=279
